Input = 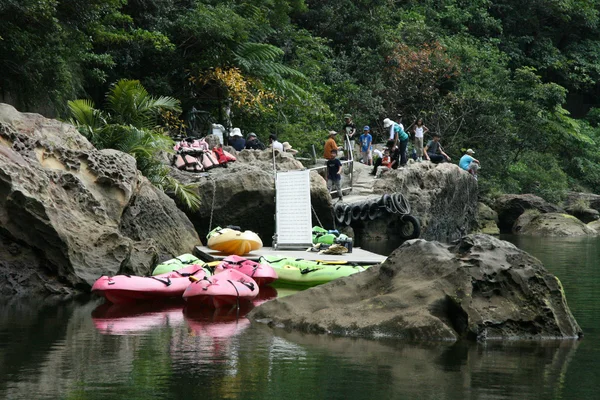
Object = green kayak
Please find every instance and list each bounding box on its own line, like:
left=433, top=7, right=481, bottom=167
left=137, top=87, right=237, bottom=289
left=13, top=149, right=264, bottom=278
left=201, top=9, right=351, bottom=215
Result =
left=259, top=255, right=371, bottom=287
left=152, top=254, right=204, bottom=276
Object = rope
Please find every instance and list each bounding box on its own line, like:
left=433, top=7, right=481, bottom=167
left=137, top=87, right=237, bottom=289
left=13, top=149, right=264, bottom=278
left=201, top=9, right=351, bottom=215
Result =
left=208, top=175, right=217, bottom=233
left=227, top=279, right=240, bottom=314
left=311, top=204, right=324, bottom=229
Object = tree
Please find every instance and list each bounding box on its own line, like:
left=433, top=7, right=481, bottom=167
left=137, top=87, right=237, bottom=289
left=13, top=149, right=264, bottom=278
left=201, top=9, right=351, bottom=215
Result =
left=68, top=79, right=201, bottom=211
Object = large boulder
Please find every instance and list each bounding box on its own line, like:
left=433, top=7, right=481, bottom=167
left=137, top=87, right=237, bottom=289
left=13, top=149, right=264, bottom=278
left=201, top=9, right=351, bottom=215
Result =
left=171, top=148, right=332, bottom=244
left=588, top=220, right=600, bottom=232
left=493, top=194, right=564, bottom=233
left=514, top=211, right=597, bottom=236
left=475, top=202, right=500, bottom=235
left=250, top=234, right=582, bottom=341
left=0, top=103, right=201, bottom=296
left=362, top=162, right=478, bottom=242
left=565, top=192, right=600, bottom=212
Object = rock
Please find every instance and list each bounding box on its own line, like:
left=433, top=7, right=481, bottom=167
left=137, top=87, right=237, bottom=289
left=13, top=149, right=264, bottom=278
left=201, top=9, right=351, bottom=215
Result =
left=475, top=202, right=500, bottom=235
left=0, top=103, right=201, bottom=295
left=564, top=205, right=600, bottom=224
left=172, top=148, right=332, bottom=244
left=588, top=220, right=600, bottom=232
left=494, top=194, right=564, bottom=233
left=363, top=162, right=478, bottom=242
left=513, top=211, right=597, bottom=236
left=249, top=234, right=582, bottom=341
left=565, top=192, right=600, bottom=212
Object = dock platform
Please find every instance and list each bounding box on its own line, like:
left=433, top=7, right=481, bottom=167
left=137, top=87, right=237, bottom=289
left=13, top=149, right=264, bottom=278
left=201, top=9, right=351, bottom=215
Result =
left=193, top=246, right=386, bottom=265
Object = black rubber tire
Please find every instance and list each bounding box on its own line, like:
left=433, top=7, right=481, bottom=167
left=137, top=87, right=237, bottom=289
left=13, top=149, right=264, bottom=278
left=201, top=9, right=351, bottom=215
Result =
left=351, top=204, right=362, bottom=221
left=377, top=195, right=386, bottom=206
left=398, top=215, right=421, bottom=240
left=360, top=202, right=370, bottom=220
left=344, top=205, right=353, bottom=225
left=368, top=202, right=380, bottom=220
left=334, top=203, right=346, bottom=224
left=393, top=192, right=411, bottom=215
left=384, top=194, right=397, bottom=213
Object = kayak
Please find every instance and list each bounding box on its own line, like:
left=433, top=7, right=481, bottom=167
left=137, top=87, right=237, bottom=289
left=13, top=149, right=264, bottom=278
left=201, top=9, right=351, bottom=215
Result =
left=214, top=255, right=278, bottom=286
left=152, top=253, right=202, bottom=276
left=92, top=266, right=207, bottom=304
left=207, top=226, right=262, bottom=256
left=259, top=255, right=370, bottom=287
left=183, top=269, right=259, bottom=308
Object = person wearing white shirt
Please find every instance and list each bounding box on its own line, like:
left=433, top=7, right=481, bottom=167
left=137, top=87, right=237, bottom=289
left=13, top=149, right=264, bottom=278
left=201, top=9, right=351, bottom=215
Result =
left=269, top=133, right=284, bottom=152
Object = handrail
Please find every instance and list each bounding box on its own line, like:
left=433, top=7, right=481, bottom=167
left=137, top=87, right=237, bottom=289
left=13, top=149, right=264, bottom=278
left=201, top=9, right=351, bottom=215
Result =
left=309, top=134, right=354, bottom=197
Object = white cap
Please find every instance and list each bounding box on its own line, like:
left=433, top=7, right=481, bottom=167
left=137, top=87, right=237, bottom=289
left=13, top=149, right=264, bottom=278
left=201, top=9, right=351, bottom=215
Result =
left=466, top=148, right=475, bottom=154
left=383, top=118, right=394, bottom=128
left=230, top=128, right=242, bottom=137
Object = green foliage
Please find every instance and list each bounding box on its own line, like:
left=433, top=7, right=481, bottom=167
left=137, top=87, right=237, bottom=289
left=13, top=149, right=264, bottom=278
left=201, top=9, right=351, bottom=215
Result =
left=68, top=80, right=200, bottom=211
left=505, top=153, right=569, bottom=204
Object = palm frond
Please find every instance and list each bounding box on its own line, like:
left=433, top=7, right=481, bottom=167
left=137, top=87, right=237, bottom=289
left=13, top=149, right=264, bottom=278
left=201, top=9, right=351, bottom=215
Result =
left=161, top=176, right=202, bottom=212
left=67, top=99, right=106, bottom=142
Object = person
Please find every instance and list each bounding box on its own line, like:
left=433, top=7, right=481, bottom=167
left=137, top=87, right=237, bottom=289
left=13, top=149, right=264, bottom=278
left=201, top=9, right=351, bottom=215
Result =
left=269, top=134, right=284, bottom=153
left=359, top=126, right=373, bottom=165
left=245, top=133, right=265, bottom=150
left=383, top=117, right=409, bottom=167
left=412, top=118, right=429, bottom=162
left=375, top=148, right=393, bottom=178
left=371, top=140, right=400, bottom=176
left=342, top=114, right=357, bottom=157
left=324, top=130, right=340, bottom=160
left=424, top=133, right=451, bottom=163
left=459, top=148, right=480, bottom=180
left=326, top=149, right=343, bottom=201
left=228, top=128, right=245, bottom=151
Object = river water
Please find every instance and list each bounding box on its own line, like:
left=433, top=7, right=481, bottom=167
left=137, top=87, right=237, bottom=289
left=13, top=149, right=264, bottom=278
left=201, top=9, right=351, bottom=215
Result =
left=1, top=235, right=599, bottom=399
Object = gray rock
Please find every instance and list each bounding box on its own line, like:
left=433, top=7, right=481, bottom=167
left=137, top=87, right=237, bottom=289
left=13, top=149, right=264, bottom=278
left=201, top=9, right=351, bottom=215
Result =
left=588, top=220, right=600, bottom=232
left=565, top=192, right=600, bottom=212
left=513, top=211, right=597, bottom=236
left=249, top=234, right=582, bottom=341
left=0, top=103, right=201, bottom=295
left=564, top=205, right=599, bottom=224
left=494, top=194, right=564, bottom=233
left=366, top=162, right=478, bottom=242
left=172, top=148, right=332, bottom=244
left=475, top=202, right=500, bottom=235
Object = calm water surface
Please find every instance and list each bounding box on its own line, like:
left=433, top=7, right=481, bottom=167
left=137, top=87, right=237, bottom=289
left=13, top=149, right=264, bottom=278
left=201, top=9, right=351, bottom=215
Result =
left=1, top=235, right=599, bottom=399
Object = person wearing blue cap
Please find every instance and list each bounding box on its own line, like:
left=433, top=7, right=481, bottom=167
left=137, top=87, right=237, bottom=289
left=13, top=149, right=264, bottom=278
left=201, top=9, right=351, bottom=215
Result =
left=359, top=125, right=373, bottom=165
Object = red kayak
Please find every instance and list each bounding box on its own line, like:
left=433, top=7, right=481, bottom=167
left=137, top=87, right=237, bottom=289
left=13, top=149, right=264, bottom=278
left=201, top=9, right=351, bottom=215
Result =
left=183, top=269, right=259, bottom=308
left=92, top=265, right=207, bottom=304
left=214, top=255, right=278, bottom=286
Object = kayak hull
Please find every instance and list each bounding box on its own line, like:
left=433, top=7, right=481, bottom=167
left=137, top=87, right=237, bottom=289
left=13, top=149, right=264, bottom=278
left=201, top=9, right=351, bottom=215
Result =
left=152, top=253, right=202, bottom=276
left=260, top=256, right=369, bottom=287
left=92, top=268, right=206, bottom=304
left=207, top=228, right=262, bottom=256
left=183, top=269, right=259, bottom=308
left=215, top=255, right=277, bottom=286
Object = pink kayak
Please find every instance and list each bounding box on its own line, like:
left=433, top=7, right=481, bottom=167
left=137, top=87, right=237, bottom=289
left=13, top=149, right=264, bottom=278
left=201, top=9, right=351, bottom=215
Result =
left=214, top=255, right=278, bottom=286
left=183, top=269, right=259, bottom=308
left=92, top=265, right=207, bottom=304
left=92, top=302, right=185, bottom=335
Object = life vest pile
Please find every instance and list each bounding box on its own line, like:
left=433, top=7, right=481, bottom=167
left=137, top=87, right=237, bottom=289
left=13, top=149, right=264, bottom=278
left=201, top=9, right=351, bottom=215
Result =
left=172, top=138, right=236, bottom=172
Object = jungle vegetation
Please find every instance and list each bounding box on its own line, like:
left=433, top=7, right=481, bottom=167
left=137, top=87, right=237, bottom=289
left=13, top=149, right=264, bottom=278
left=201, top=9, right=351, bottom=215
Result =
left=2, top=0, right=600, bottom=204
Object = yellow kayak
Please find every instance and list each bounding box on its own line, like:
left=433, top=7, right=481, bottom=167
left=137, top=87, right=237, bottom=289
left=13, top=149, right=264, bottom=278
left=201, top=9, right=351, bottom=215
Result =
left=207, top=227, right=263, bottom=256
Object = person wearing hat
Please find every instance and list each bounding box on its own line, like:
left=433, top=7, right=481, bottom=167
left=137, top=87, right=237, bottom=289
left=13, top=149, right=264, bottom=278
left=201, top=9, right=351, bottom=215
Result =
left=383, top=117, right=409, bottom=167
left=228, top=127, right=246, bottom=151
left=424, top=133, right=451, bottom=163
left=245, top=132, right=266, bottom=150
left=359, top=125, right=373, bottom=165
left=282, top=142, right=298, bottom=155
left=324, top=130, right=340, bottom=160
left=459, top=148, right=480, bottom=179
left=342, top=114, right=357, bottom=157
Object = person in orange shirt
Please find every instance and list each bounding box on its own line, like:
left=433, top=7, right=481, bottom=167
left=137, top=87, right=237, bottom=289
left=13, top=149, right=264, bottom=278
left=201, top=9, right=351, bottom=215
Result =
left=323, top=130, right=340, bottom=160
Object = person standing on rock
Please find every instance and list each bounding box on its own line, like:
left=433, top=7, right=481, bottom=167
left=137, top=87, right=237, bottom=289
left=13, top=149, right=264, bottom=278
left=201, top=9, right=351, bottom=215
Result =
left=326, top=149, right=343, bottom=201
left=324, top=130, right=340, bottom=160
left=383, top=118, right=409, bottom=167
left=359, top=126, right=373, bottom=165
left=342, top=114, right=357, bottom=158
left=424, top=133, right=451, bottom=163
left=459, top=148, right=480, bottom=180
left=412, top=118, right=429, bottom=162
